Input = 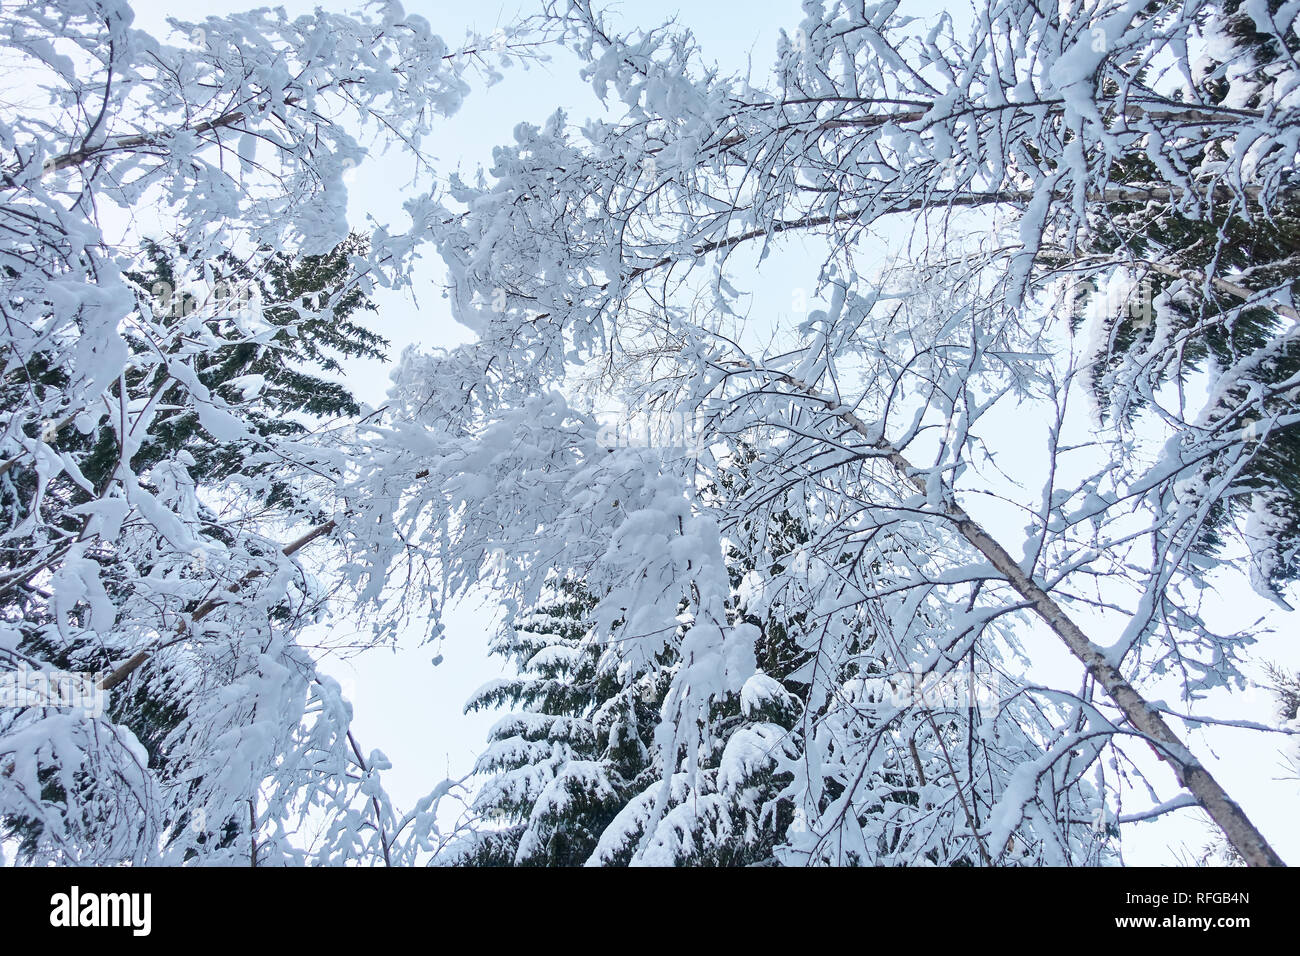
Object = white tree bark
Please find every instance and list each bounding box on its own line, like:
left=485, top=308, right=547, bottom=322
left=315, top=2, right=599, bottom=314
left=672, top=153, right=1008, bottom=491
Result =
left=736, top=360, right=1286, bottom=867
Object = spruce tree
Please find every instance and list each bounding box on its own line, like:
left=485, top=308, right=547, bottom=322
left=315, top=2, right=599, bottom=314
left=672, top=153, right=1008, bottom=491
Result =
left=1070, top=0, right=1300, bottom=595
left=450, top=577, right=664, bottom=866
left=449, top=451, right=821, bottom=867
left=2, top=233, right=388, bottom=859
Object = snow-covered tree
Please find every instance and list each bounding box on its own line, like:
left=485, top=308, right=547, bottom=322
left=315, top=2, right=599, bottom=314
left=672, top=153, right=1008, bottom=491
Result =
left=416, top=424, right=1113, bottom=868
left=0, top=0, right=539, bottom=864
left=1072, top=0, right=1300, bottom=599
left=10, top=0, right=1292, bottom=868
left=342, top=0, right=1299, bottom=865
left=2, top=233, right=392, bottom=862
left=447, top=457, right=811, bottom=867
left=445, top=577, right=663, bottom=866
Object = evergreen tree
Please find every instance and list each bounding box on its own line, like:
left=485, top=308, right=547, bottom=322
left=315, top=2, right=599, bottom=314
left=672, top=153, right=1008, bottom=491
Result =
left=449, top=577, right=663, bottom=866
left=120, top=231, right=387, bottom=509
left=450, top=452, right=841, bottom=866
left=1071, top=0, right=1300, bottom=597
left=2, top=234, right=388, bottom=861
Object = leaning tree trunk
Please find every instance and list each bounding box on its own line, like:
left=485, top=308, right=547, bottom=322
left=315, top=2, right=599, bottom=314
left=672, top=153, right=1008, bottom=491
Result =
left=740, top=361, right=1285, bottom=868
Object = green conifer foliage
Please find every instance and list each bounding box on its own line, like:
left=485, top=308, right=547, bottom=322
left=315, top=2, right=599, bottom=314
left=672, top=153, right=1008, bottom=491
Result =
left=452, top=452, right=821, bottom=867
left=1, top=234, right=386, bottom=858
left=1069, top=0, right=1300, bottom=595
left=453, top=578, right=665, bottom=866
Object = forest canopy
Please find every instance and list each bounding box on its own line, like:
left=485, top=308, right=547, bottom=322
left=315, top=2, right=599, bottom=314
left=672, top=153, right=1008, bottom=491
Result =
left=1, top=0, right=1298, bottom=867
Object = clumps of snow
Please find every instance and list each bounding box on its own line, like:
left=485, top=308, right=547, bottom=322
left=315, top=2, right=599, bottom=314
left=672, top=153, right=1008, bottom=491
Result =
left=739, top=672, right=791, bottom=718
